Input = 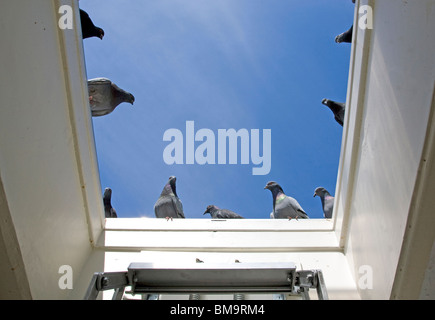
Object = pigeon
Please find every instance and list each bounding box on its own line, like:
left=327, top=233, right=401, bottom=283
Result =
left=79, top=9, right=104, bottom=40
left=335, top=25, right=353, bottom=43
left=264, top=181, right=309, bottom=219
left=154, top=176, right=185, bottom=219
left=103, top=187, right=117, bottom=218
left=203, top=205, right=244, bottom=219
left=321, top=99, right=345, bottom=126
left=313, top=187, right=334, bottom=219
left=87, top=78, right=135, bottom=117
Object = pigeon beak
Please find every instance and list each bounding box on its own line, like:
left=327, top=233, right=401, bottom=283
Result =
left=313, top=193, right=317, bottom=197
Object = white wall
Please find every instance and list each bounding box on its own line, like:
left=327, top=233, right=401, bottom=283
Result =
left=336, top=0, right=435, bottom=299
left=0, top=0, right=104, bottom=299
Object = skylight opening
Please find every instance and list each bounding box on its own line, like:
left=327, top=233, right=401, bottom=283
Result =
left=81, top=0, right=357, bottom=225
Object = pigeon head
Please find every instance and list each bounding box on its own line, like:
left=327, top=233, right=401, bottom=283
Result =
left=159, top=176, right=178, bottom=197
left=96, top=27, right=105, bottom=40
left=204, top=205, right=219, bottom=215
left=168, top=176, right=178, bottom=196
left=103, top=187, right=112, bottom=205
left=321, top=98, right=345, bottom=126
left=321, top=98, right=332, bottom=107
left=264, top=181, right=284, bottom=193
left=264, top=181, right=286, bottom=202
left=126, top=93, right=135, bottom=105
left=117, top=88, right=135, bottom=106
left=313, top=187, right=329, bottom=198
left=103, top=187, right=112, bottom=199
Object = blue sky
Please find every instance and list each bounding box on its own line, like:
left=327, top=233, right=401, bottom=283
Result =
left=80, top=0, right=354, bottom=219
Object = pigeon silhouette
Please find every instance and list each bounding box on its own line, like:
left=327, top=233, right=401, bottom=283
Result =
left=103, top=188, right=117, bottom=218
left=154, top=176, right=185, bottom=219
left=203, top=205, right=244, bottom=219
left=80, top=9, right=104, bottom=40
left=335, top=25, right=353, bottom=43
left=264, top=181, right=309, bottom=219
left=313, top=187, right=334, bottom=219
left=321, top=99, right=345, bottom=126
left=88, top=78, right=135, bottom=117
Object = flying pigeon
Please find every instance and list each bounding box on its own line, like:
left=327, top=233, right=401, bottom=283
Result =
left=87, top=78, right=135, bottom=117
left=313, top=187, right=334, bottom=219
left=154, top=176, right=185, bottom=219
left=335, top=25, right=353, bottom=43
left=264, top=181, right=309, bottom=219
left=321, top=99, right=345, bottom=126
left=79, top=9, right=104, bottom=40
left=103, top=188, right=117, bottom=218
left=203, top=205, right=244, bottom=219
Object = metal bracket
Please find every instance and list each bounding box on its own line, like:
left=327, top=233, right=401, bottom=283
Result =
left=84, top=271, right=128, bottom=300
left=84, top=263, right=328, bottom=300
left=292, top=270, right=329, bottom=300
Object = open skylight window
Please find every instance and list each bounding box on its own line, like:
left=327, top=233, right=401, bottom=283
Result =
left=81, top=0, right=357, bottom=222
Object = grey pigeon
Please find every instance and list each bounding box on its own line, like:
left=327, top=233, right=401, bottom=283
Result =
left=80, top=9, right=104, bottom=40
left=335, top=25, right=353, bottom=43
left=264, top=181, right=309, bottom=219
left=313, top=187, right=334, bottom=219
left=154, top=176, right=185, bottom=219
left=203, top=205, right=244, bottom=219
left=322, top=99, right=345, bottom=126
left=88, top=78, right=135, bottom=117
left=103, top=188, right=117, bottom=218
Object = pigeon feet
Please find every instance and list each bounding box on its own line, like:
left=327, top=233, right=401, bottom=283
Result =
left=165, top=217, right=173, bottom=221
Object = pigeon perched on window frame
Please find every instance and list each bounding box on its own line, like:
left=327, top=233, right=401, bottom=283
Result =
left=313, top=187, right=334, bottom=219
left=264, top=181, right=309, bottom=220
left=79, top=9, right=104, bottom=40
left=103, top=188, right=117, bottom=218
left=203, top=205, right=245, bottom=219
left=321, top=99, right=345, bottom=126
left=335, top=25, right=353, bottom=43
left=87, top=78, right=135, bottom=117
left=154, top=176, right=185, bottom=219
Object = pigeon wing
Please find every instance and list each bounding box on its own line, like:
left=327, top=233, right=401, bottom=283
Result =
left=111, top=207, right=118, bottom=218
left=288, top=197, right=309, bottom=219
left=172, top=196, right=185, bottom=218
left=219, top=209, right=244, bottom=219
left=275, top=196, right=309, bottom=219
